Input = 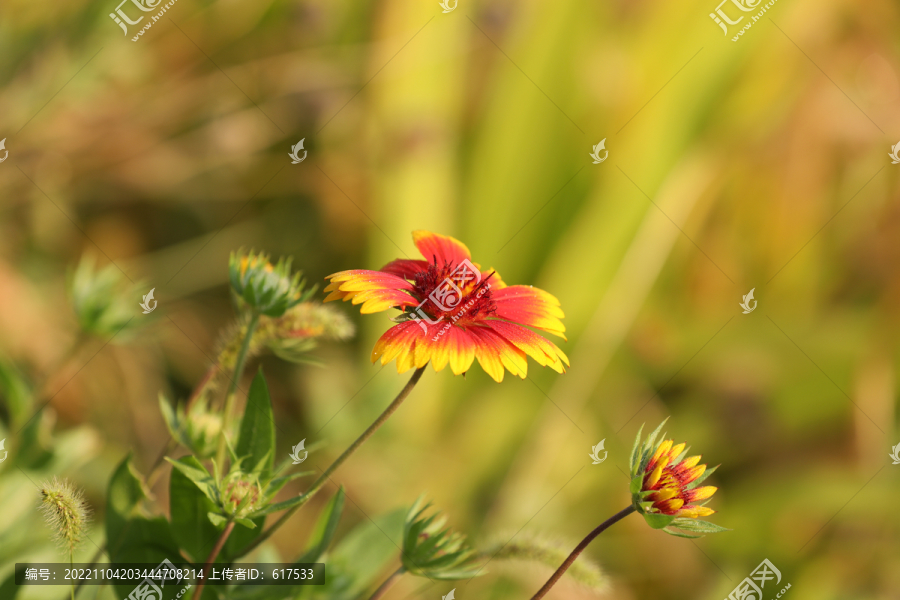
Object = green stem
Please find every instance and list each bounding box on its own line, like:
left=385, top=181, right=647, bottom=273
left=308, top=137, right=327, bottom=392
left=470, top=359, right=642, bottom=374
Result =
left=238, top=366, right=427, bottom=557
left=70, top=554, right=75, bottom=600
left=367, top=566, right=406, bottom=600
left=192, top=521, right=236, bottom=600
left=216, top=312, right=260, bottom=466
left=70, top=544, right=106, bottom=599
left=529, top=506, right=635, bottom=600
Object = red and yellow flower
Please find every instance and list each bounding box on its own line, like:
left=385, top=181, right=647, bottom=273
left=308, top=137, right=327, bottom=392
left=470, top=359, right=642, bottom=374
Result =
left=629, top=419, right=727, bottom=537
left=324, top=230, right=568, bottom=382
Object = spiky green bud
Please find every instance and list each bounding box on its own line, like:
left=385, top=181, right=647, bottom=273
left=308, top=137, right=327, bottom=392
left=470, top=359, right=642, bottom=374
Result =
left=401, top=496, right=482, bottom=580
left=228, top=250, right=314, bottom=317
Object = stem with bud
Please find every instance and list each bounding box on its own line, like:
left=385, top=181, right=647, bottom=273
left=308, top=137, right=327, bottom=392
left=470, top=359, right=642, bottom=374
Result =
left=529, top=506, right=635, bottom=600
left=237, top=366, right=427, bottom=557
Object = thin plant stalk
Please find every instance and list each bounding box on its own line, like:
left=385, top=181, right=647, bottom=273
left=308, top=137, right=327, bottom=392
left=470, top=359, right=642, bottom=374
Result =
left=70, top=544, right=106, bottom=599
left=367, top=566, right=406, bottom=600
left=216, top=312, right=260, bottom=465
left=237, top=366, right=427, bottom=557
left=70, top=554, right=74, bottom=600
left=192, top=521, right=236, bottom=600
left=529, top=506, right=635, bottom=600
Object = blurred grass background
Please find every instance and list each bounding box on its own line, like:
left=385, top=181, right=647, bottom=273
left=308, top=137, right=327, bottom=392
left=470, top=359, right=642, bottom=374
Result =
left=2, top=0, right=900, bottom=598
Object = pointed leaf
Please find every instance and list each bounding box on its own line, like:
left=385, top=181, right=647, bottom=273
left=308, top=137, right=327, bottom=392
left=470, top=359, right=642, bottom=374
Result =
left=670, top=518, right=730, bottom=534
left=106, top=455, right=180, bottom=598
left=170, top=456, right=223, bottom=561
left=662, top=527, right=702, bottom=539
left=236, top=369, right=276, bottom=477
left=166, top=457, right=218, bottom=503
left=297, top=487, right=346, bottom=563
left=642, top=513, right=675, bottom=530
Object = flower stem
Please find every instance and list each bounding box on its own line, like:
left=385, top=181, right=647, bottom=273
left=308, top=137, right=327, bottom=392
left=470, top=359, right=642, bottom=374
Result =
left=237, top=366, right=427, bottom=557
left=529, top=506, right=635, bottom=600
left=192, top=521, right=235, bottom=600
left=367, top=566, right=406, bottom=600
left=216, top=312, right=260, bottom=466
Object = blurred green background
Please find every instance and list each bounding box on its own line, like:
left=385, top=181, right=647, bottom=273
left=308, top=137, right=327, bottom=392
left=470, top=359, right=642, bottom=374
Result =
left=1, top=0, right=900, bottom=598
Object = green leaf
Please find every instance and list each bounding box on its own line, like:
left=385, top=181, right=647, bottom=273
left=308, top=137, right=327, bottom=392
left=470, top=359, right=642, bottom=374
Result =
left=629, top=423, right=645, bottom=474
left=297, top=487, right=345, bottom=563
left=327, top=509, right=406, bottom=598
left=235, top=517, right=257, bottom=529
left=170, top=456, right=222, bottom=562
left=105, top=455, right=180, bottom=598
left=208, top=512, right=228, bottom=528
left=236, top=369, right=276, bottom=477
left=266, top=471, right=314, bottom=497
left=670, top=518, right=731, bottom=534
left=642, top=513, right=675, bottom=530
left=645, top=418, right=669, bottom=457
left=250, top=493, right=308, bottom=518
left=662, top=528, right=702, bottom=539
left=0, top=360, right=32, bottom=427
left=0, top=565, right=26, bottom=600
left=165, top=457, right=218, bottom=503
left=629, top=474, right=643, bottom=494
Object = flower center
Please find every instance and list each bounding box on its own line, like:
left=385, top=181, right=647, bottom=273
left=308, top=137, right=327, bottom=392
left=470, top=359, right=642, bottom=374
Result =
left=411, top=260, right=496, bottom=325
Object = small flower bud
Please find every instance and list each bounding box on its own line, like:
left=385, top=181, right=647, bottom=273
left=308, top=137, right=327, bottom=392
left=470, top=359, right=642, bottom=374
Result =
left=228, top=250, right=313, bottom=317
